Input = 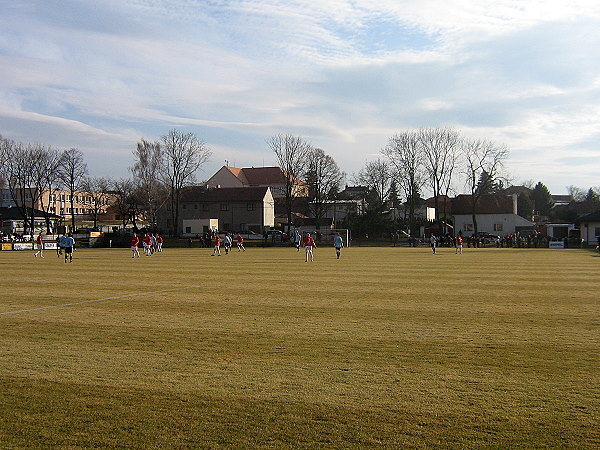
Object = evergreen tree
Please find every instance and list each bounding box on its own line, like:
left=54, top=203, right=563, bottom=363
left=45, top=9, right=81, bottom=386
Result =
left=531, top=182, right=554, bottom=216
left=517, top=192, right=534, bottom=220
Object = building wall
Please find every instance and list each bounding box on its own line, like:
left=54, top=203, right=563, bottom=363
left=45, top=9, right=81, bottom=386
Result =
left=580, top=221, right=600, bottom=245
left=454, top=213, right=534, bottom=236
left=1, top=188, right=114, bottom=228
left=206, top=167, right=245, bottom=188
left=179, top=197, right=274, bottom=233
left=262, top=190, right=275, bottom=229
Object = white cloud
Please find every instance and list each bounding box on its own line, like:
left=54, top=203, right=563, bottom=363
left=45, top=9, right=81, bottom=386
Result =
left=1, top=0, right=600, bottom=194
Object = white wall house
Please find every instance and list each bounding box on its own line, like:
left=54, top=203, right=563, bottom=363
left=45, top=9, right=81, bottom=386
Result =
left=454, top=213, right=534, bottom=236
left=578, top=211, right=600, bottom=245
left=451, top=194, right=534, bottom=236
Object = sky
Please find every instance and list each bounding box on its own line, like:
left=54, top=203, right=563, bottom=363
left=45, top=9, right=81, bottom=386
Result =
left=1, top=0, right=599, bottom=195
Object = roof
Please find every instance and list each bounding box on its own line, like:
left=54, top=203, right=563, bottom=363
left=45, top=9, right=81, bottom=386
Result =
left=503, top=185, right=532, bottom=196
left=578, top=210, right=600, bottom=222
left=0, top=207, right=62, bottom=220
left=239, top=167, right=288, bottom=186
left=180, top=186, right=271, bottom=203
left=224, top=166, right=248, bottom=184
left=219, top=166, right=305, bottom=187
left=451, top=194, right=514, bottom=215
left=551, top=195, right=573, bottom=204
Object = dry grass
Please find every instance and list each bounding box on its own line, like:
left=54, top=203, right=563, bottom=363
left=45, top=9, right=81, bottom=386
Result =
left=0, top=246, right=599, bottom=448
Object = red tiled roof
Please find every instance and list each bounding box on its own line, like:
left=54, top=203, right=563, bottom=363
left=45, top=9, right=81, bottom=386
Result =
left=452, top=194, right=514, bottom=215
left=225, top=166, right=248, bottom=184
left=239, top=167, right=288, bottom=186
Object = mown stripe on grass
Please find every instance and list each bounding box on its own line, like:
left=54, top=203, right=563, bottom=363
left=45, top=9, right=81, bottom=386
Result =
left=0, top=285, right=202, bottom=316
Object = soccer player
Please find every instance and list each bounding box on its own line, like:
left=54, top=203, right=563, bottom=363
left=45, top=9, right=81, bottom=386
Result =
left=156, top=234, right=163, bottom=252
left=223, top=233, right=232, bottom=254
left=430, top=234, right=437, bottom=254
left=236, top=233, right=245, bottom=251
left=212, top=233, right=221, bottom=256
left=33, top=231, right=44, bottom=258
left=131, top=232, right=140, bottom=258
left=61, top=233, right=75, bottom=263
left=333, top=232, right=344, bottom=259
left=455, top=233, right=463, bottom=254
left=142, top=233, right=153, bottom=256
left=303, top=232, right=316, bottom=262
left=150, top=233, right=157, bottom=254
left=55, top=234, right=62, bottom=257
left=293, top=230, right=301, bottom=251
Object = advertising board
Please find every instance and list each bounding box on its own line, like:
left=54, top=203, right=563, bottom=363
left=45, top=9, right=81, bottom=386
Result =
left=13, top=242, right=33, bottom=251
left=549, top=241, right=565, bottom=249
left=1, top=243, right=13, bottom=251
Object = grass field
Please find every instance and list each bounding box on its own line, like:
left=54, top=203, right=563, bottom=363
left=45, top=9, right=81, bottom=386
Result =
left=0, top=245, right=599, bottom=448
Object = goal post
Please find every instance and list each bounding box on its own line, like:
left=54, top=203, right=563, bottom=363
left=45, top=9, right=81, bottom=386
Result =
left=308, top=229, right=351, bottom=247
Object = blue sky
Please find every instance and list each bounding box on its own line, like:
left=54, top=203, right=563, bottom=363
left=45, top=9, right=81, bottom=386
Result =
left=1, top=0, right=599, bottom=195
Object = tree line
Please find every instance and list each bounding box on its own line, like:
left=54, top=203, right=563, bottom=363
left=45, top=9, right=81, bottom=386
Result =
left=0, top=129, right=211, bottom=236
left=2, top=127, right=598, bottom=238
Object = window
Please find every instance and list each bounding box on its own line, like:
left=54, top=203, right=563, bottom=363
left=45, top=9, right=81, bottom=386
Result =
left=73, top=195, right=78, bottom=202
left=493, top=223, right=503, bottom=232
left=67, top=208, right=71, bottom=213
left=194, top=203, right=198, bottom=209
left=220, top=203, right=228, bottom=211
left=247, top=203, right=256, bottom=211
left=595, top=227, right=600, bottom=237
left=60, top=194, right=65, bottom=202
left=202, top=204, right=209, bottom=211
left=49, top=194, right=56, bottom=203
left=464, top=224, right=473, bottom=231
left=185, top=226, right=191, bottom=233
left=66, top=195, right=71, bottom=201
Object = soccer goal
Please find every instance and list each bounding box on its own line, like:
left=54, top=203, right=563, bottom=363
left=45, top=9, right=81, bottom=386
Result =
left=305, top=229, right=351, bottom=247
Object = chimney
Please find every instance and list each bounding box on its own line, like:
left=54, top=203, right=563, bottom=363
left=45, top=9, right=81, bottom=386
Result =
left=512, top=194, right=518, bottom=215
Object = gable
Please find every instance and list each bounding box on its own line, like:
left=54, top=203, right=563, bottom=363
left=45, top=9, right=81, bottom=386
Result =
left=206, top=166, right=246, bottom=188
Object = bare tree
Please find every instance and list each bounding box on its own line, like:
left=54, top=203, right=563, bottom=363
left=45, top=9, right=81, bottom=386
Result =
left=131, top=139, right=167, bottom=230
left=112, top=178, right=138, bottom=230
left=269, top=133, right=311, bottom=234
left=566, top=185, right=586, bottom=202
left=58, top=148, right=88, bottom=232
left=355, top=158, right=393, bottom=210
left=0, top=140, right=56, bottom=234
left=81, top=176, right=113, bottom=229
left=36, top=146, right=63, bottom=233
left=463, top=138, right=509, bottom=234
left=419, top=127, right=460, bottom=223
left=304, top=148, right=344, bottom=229
left=383, top=131, right=426, bottom=240
left=160, top=129, right=211, bottom=236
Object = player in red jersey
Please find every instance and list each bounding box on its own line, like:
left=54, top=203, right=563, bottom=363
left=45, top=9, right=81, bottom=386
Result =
left=236, top=233, right=245, bottom=251
left=303, top=232, right=316, bottom=262
left=456, top=233, right=463, bottom=254
left=212, top=233, right=221, bottom=256
left=33, top=231, right=44, bottom=258
left=142, top=233, right=153, bottom=256
left=130, top=233, right=140, bottom=258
